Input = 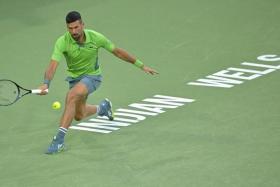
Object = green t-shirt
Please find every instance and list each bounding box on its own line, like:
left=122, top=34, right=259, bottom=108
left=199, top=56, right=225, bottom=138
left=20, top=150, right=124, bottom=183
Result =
left=51, top=29, right=115, bottom=78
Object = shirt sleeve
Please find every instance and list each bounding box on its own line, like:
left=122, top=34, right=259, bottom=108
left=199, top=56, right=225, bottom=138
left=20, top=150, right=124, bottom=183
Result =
left=98, top=33, right=116, bottom=53
left=51, top=37, right=65, bottom=62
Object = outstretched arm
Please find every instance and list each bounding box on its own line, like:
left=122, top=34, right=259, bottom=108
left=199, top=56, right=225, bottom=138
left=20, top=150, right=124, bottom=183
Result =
left=112, top=47, right=159, bottom=75
left=38, top=59, right=59, bottom=95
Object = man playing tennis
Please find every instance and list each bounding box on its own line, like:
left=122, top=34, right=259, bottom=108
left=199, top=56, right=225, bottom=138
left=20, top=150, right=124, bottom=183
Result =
left=39, top=11, right=158, bottom=154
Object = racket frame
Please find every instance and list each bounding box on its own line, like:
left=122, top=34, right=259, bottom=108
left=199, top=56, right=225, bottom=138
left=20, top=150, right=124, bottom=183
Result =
left=0, top=79, right=48, bottom=106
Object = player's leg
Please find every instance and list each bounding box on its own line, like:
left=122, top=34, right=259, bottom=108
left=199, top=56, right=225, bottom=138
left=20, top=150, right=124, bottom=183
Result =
left=60, top=82, right=88, bottom=127
left=46, top=75, right=113, bottom=154
left=61, top=75, right=105, bottom=123
left=74, top=103, right=98, bottom=121
left=46, top=82, right=88, bottom=154
left=75, top=75, right=114, bottom=121
left=75, top=100, right=114, bottom=121
left=73, top=93, right=98, bottom=121
left=73, top=75, right=100, bottom=121
left=84, top=104, right=98, bottom=117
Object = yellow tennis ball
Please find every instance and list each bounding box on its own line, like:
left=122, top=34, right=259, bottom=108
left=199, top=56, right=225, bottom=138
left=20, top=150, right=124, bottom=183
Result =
left=52, top=101, right=61, bottom=110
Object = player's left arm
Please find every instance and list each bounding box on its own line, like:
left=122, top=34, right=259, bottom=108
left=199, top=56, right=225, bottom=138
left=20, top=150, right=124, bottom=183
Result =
left=112, top=47, right=159, bottom=75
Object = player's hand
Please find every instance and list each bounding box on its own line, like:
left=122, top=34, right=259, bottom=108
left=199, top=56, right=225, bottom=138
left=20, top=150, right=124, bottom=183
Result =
left=37, top=84, right=49, bottom=95
left=142, top=66, right=159, bottom=75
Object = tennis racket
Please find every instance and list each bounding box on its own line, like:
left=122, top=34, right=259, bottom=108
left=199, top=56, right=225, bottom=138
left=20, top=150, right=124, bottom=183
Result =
left=0, top=79, right=48, bottom=106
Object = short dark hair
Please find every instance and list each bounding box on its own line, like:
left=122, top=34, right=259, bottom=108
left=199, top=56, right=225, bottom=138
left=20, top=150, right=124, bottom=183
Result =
left=66, top=11, right=82, bottom=24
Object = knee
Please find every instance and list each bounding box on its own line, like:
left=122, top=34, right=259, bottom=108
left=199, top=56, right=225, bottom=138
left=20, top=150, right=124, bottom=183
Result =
left=74, top=114, right=83, bottom=121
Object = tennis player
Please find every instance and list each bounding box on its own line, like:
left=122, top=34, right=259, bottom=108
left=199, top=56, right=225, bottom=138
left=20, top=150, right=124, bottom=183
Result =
left=39, top=11, right=158, bottom=154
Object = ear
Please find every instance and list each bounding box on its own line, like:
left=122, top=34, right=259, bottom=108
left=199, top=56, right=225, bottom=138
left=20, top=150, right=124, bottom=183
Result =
left=81, top=22, right=85, bottom=30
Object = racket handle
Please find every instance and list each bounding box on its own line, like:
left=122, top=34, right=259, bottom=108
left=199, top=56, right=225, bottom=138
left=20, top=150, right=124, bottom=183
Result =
left=31, top=89, right=49, bottom=94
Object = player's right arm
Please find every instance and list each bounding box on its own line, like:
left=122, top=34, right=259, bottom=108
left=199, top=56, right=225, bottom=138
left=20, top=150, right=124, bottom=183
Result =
left=38, top=36, right=65, bottom=95
left=38, top=60, right=59, bottom=95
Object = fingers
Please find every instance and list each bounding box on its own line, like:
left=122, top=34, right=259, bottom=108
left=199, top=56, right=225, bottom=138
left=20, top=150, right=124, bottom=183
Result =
left=37, top=85, right=49, bottom=95
left=150, top=69, right=159, bottom=75
left=143, top=67, right=159, bottom=75
left=37, top=91, right=47, bottom=95
left=40, top=90, right=49, bottom=95
left=146, top=70, right=158, bottom=75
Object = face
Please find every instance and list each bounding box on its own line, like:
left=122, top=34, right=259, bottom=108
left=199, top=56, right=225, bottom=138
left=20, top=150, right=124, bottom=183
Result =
left=67, top=20, right=84, bottom=41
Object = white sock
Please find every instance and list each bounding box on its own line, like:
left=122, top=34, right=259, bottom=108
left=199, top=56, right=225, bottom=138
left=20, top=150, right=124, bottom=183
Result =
left=96, top=105, right=100, bottom=114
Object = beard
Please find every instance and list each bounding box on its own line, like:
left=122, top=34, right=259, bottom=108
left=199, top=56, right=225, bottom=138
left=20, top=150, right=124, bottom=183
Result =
left=71, top=33, right=82, bottom=41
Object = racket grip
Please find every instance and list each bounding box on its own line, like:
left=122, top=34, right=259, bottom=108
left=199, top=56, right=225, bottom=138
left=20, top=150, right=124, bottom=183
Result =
left=31, top=89, right=49, bottom=94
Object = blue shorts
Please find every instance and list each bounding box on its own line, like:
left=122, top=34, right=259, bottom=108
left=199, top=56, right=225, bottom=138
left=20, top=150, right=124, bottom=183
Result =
left=65, top=75, right=102, bottom=94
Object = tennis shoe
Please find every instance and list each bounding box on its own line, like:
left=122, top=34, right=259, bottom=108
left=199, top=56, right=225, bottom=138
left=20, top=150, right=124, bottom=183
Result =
left=45, top=136, right=65, bottom=154
left=98, top=98, right=114, bottom=121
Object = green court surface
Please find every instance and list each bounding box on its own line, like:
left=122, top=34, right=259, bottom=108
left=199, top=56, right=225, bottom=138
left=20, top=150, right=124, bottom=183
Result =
left=1, top=0, right=280, bottom=186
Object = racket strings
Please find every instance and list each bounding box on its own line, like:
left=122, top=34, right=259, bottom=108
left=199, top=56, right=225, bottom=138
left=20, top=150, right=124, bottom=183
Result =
left=0, top=80, right=19, bottom=106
